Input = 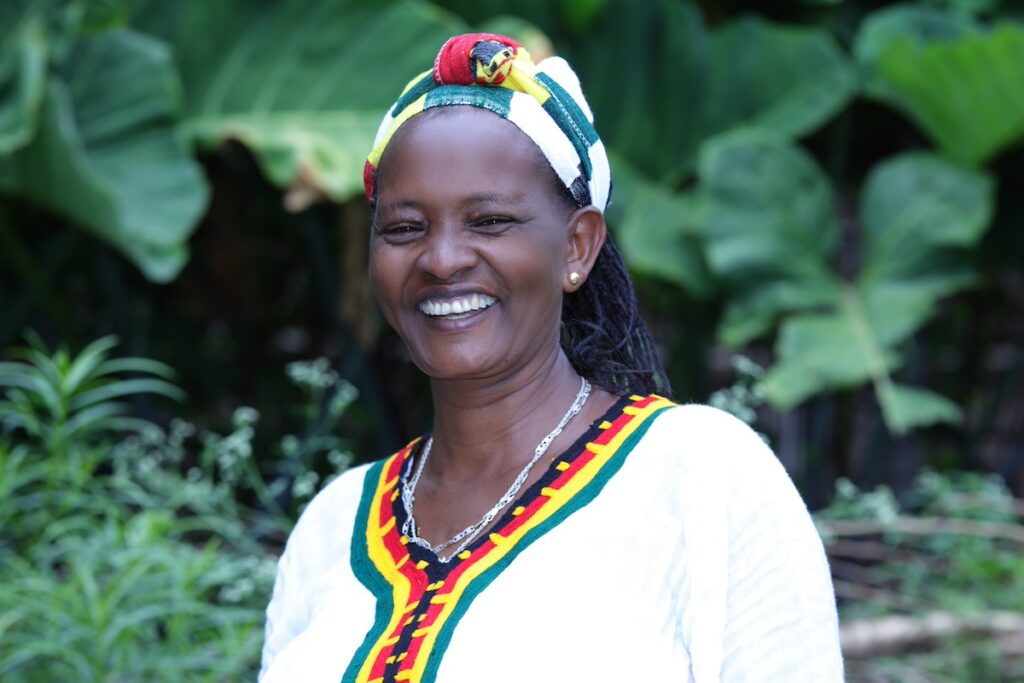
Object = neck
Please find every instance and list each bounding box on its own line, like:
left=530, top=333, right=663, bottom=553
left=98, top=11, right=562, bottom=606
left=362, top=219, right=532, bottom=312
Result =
left=426, top=344, right=585, bottom=484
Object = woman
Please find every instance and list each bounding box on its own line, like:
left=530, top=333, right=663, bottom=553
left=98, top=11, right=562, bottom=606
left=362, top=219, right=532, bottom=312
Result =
left=260, top=33, right=843, bottom=682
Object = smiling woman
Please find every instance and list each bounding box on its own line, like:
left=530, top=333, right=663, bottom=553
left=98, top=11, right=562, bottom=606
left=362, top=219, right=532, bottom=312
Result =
left=369, top=107, right=583, bottom=384
left=259, top=34, right=843, bottom=683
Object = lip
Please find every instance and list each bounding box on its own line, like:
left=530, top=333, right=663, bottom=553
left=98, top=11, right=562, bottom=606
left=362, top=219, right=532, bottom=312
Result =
left=420, top=303, right=497, bottom=332
left=414, top=287, right=500, bottom=332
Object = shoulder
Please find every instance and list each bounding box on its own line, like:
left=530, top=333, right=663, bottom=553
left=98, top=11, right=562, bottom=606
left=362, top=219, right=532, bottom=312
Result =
left=632, top=402, right=816, bottom=548
left=260, top=458, right=387, bottom=679
left=635, top=405, right=842, bottom=679
left=282, top=438, right=418, bottom=558
left=646, top=402, right=762, bottom=445
left=299, top=461, right=375, bottom=528
left=639, top=402, right=784, bottom=485
left=278, top=462, right=375, bottom=567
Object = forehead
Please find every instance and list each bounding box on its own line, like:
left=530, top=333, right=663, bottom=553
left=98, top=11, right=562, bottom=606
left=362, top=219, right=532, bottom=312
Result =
left=375, top=107, right=552, bottom=205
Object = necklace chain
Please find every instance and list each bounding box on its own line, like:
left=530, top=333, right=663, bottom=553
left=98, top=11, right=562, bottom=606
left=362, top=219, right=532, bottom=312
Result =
left=400, top=377, right=592, bottom=563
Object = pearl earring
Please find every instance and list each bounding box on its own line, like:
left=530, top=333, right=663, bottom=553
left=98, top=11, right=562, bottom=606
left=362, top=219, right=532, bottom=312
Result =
left=568, top=272, right=582, bottom=286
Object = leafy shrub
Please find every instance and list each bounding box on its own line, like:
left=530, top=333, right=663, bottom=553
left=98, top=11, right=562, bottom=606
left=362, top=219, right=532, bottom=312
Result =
left=0, top=332, right=183, bottom=453
left=818, top=471, right=1024, bottom=681
left=0, top=336, right=354, bottom=681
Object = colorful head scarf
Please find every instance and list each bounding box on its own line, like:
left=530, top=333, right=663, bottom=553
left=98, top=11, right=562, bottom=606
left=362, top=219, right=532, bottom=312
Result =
left=364, top=33, right=611, bottom=211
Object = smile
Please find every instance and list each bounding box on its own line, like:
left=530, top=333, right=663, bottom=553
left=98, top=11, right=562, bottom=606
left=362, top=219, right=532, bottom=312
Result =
left=418, top=293, right=497, bottom=318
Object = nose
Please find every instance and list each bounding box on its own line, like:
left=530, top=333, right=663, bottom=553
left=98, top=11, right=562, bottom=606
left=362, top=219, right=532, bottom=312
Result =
left=417, top=220, right=477, bottom=281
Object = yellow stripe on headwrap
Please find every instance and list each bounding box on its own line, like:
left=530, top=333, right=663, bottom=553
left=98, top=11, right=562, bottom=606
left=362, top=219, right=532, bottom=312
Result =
left=363, top=32, right=610, bottom=213
left=367, top=93, right=429, bottom=168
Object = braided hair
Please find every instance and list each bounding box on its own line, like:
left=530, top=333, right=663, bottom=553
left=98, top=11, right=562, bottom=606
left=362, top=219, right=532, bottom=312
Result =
left=549, top=173, right=673, bottom=399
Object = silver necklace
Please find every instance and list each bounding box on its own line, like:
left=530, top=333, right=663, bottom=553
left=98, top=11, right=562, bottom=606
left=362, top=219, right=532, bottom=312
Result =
left=401, top=376, right=592, bottom=563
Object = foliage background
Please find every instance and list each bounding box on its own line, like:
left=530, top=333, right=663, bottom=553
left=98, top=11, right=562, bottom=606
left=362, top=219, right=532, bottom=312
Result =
left=1, top=0, right=1023, bottom=680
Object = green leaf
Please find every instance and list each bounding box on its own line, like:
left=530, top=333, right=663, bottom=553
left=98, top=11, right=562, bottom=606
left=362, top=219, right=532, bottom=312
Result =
left=855, top=4, right=975, bottom=76
left=141, top=0, right=466, bottom=207
left=605, top=155, right=713, bottom=297
left=0, top=30, right=209, bottom=282
left=698, top=130, right=843, bottom=345
left=0, top=362, right=63, bottom=420
left=61, top=401, right=130, bottom=442
left=2, top=334, right=185, bottom=450
left=705, top=17, right=857, bottom=144
left=879, top=383, right=962, bottom=433
left=860, top=152, right=994, bottom=287
left=73, top=0, right=132, bottom=34
left=69, top=378, right=185, bottom=412
left=577, top=3, right=856, bottom=182
left=759, top=293, right=903, bottom=410
left=760, top=283, right=959, bottom=435
left=700, top=138, right=991, bottom=433
left=856, top=278, right=955, bottom=350
left=0, top=8, right=47, bottom=154
left=758, top=153, right=992, bottom=432
left=94, top=357, right=176, bottom=381
left=62, top=335, right=120, bottom=396
left=856, top=6, right=1024, bottom=165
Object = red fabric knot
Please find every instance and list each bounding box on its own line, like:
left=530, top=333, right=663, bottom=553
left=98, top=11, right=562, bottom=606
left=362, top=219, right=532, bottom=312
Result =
left=363, top=159, right=376, bottom=201
left=432, top=33, right=522, bottom=86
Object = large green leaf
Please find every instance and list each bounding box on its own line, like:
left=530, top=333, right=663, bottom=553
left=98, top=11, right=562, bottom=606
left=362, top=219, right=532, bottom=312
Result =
left=758, top=291, right=901, bottom=409
left=855, top=3, right=975, bottom=71
left=754, top=152, right=993, bottom=432
left=856, top=5, right=1024, bottom=166
left=576, top=1, right=856, bottom=183
left=860, top=152, right=993, bottom=287
left=877, top=383, right=962, bottom=433
left=704, top=17, right=856, bottom=146
left=761, top=287, right=964, bottom=433
left=137, top=0, right=466, bottom=207
left=605, top=155, right=712, bottom=297
left=0, top=7, right=47, bottom=154
left=0, top=30, right=208, bottom=282
left=698, top=130, right=843, bottom=346
left=698, top=133, right=991, bottom=431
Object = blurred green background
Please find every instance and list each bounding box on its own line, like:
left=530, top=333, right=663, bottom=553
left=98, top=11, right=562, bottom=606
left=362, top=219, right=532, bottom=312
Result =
left=2, top=0, right=1023, bottom=680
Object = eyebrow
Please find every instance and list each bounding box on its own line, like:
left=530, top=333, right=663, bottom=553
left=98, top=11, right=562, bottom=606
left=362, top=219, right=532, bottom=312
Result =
left=377, top=193, right=523, bottom=214
left=376, top=199, right=420, bottom=213
left=463, top=192, right=522, bottom=205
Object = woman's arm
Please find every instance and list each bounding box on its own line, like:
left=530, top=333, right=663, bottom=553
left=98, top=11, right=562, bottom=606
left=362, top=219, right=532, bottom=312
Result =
left=667, top=405, right=844, bottom=681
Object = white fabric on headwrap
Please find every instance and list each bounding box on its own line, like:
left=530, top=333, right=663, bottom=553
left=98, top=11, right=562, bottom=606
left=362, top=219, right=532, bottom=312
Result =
left=363, top=33, right=611, bottom=211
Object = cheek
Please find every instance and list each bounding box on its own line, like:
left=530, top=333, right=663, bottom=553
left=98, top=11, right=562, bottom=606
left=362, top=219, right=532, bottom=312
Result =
left=368, top=245, right=404, bottom=323
left=494, top=241, right=565, bottom=314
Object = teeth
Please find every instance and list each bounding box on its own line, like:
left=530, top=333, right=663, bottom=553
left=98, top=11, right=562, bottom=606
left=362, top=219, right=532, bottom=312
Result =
left=419, top=294, right=497, bottom=317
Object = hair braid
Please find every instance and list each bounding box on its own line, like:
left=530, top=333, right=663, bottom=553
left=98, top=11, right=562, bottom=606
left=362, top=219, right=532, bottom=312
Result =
left=561, top=236, right=672, bottom=399
left=537, top=164, right=671, bottom=399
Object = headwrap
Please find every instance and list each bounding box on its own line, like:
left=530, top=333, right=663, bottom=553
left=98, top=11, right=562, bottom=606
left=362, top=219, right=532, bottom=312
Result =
left=364, top=33, right=611, bottom=211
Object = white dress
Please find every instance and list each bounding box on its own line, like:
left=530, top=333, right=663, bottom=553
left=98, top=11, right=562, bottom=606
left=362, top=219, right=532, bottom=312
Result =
left=259, top=396, right=844, bottom=682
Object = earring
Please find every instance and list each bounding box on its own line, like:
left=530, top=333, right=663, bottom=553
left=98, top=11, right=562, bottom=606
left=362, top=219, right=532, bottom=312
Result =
left=568, top=272, right=582, bottom=286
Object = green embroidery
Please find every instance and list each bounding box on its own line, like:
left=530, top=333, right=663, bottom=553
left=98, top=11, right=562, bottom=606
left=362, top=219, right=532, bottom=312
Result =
left=342, top=460, right=392, bottom=683
left=420, top=404, right=672, bottom=682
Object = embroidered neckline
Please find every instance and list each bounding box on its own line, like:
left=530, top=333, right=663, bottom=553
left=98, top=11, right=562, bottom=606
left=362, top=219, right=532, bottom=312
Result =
left=398, top=390, right=614, bottom=569
left=344, top=393, right=676, bottom=683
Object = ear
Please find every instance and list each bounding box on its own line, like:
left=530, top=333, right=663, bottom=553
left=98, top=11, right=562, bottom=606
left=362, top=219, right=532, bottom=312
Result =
left=563, top=206, right=607, bottom=293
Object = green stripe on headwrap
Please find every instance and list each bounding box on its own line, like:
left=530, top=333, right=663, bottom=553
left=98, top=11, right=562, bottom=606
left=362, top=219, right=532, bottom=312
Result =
left=425, top=85, right=515, bottom=118
left=364, top=32, right=612, bottom=211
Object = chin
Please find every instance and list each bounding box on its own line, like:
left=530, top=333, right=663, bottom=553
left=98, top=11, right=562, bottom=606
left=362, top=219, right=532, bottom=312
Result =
left=409, top=343, right=512, bottom=383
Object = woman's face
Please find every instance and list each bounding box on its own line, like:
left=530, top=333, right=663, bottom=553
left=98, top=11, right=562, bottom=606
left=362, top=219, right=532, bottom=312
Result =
left=369, top=106, right=575, bottom=383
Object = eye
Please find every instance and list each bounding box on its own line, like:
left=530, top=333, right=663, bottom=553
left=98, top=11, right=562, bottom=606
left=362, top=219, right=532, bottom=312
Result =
left=470, top=216, right=517, bottom=233
left=374, top=222, right=424, bottom=243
